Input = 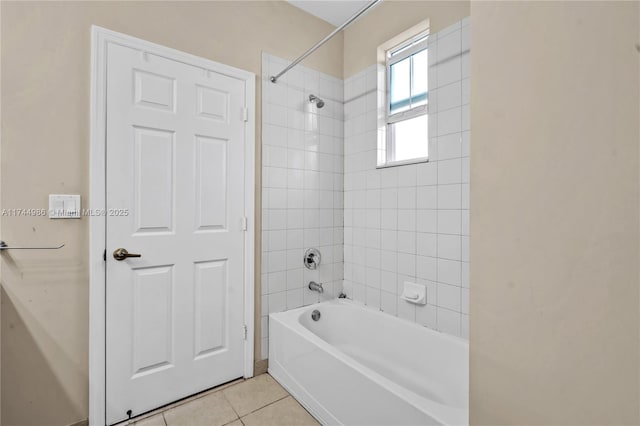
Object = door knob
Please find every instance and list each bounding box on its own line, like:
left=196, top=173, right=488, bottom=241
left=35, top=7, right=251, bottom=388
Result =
left=113, top=248, right=142, bottom=261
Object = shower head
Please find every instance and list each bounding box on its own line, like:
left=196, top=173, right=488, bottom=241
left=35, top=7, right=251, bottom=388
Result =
left=309, top=94, right=325, bottom=109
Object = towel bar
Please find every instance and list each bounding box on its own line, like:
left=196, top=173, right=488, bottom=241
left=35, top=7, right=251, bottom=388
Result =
left=0, top=240, right=65, bottom=250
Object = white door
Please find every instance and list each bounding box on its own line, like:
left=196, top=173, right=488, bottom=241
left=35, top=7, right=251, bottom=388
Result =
left=105, top=42, right=248, bottom=424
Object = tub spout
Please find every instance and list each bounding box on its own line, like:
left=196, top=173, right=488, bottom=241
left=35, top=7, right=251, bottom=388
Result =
left=308, top=281, right=324, bottom=294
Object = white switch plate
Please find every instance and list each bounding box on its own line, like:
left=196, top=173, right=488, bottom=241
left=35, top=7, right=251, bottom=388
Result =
left=49, top=194, right=81, bottom=219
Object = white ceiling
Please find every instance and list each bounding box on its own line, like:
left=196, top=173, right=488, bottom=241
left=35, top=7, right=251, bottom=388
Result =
left=287, top=1, right=370, bottom=27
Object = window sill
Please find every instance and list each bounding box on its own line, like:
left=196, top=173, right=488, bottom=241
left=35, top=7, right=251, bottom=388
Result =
left=376, top=157, right=429, bottom=169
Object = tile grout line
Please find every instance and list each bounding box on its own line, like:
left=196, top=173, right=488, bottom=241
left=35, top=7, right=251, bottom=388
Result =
left=459, top=27, right=464, bottom=337
left=435, top=53, right=440, bottom=330
left=239, top=394, right=291, bottom=419
left=220, top=391, right=242, bottom=421
left=128, top=378, right=244, bottom=425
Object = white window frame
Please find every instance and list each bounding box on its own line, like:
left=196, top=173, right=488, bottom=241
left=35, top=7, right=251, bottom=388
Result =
left=382, top=31, right=430, bottom=167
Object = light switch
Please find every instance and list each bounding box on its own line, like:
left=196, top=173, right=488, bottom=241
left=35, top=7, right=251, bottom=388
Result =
left=49, top=194, right=81, bottom=219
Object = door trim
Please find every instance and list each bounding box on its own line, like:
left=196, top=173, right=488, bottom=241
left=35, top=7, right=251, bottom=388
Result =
left=89, top=26, right=255, bottom=425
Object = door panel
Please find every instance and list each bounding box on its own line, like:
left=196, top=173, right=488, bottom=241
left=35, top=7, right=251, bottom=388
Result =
left=194, top=259, right=228, bottom=358
left=195, top=136, right=227, bottom=230
left=196, top=85, right=229, bottom=121
left=105, top=42, right=247, bottom=424
left=134, top=126, right=175, bottom=232
left=134, top=69, right=176, bottom=111
left=131, top=265, right=174, bottom=377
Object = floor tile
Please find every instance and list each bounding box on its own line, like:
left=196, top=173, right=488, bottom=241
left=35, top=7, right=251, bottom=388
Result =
left=241, top=396, right=319, bottom=426
left=164, top=391, right=238, bottom=426
left=134, top=414, right=165, bottom=426
left=223, top=421, right=243, bottom=426
left=222, top=374, right=288, bottom=417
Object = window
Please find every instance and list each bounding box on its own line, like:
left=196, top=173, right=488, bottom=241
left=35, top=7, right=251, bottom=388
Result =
left=381, top=31, right=429, bottom=167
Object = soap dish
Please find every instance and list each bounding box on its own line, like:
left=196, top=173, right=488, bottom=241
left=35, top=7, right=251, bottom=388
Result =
left=401, top=281, right=426, bottom=305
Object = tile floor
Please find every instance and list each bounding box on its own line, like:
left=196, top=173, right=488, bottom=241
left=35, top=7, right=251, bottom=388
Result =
left=123, top=374, right=319, bottom=426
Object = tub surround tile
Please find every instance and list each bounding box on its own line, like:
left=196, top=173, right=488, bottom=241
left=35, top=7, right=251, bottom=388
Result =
left=460, top=313, right=470, bottom=339
left=381, top=290, right=398, bottom=315
left=437, top=282, right=462, bottom=311
left=343, top=18, right=470, bottom=339
left=263, top=19, right=470, bottom=344
left=416, top=304, right=438, bottom=329
left=437, top=307, right=461, bottom=336
left=438, top=81, right=462, bottom=111
left=261, top=53, right=344, bottom=360
left=397, top=297, right=417, bottom=322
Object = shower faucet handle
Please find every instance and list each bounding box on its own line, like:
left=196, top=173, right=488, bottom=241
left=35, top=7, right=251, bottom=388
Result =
left=303, top=248, right=321, bottom=270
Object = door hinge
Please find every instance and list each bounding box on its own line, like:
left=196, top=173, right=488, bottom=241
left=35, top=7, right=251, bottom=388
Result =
left=242, top=107, right=249, bottom=122
left=241, top=216, right=248, bottom=231
left=103, top=249, right=106, bottom=262
left=243, top=324, right=248, bottom=340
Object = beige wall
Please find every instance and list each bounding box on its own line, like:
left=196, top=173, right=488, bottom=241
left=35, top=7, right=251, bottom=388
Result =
left=343, top=0, right=469, bottom=78
left=0, top=2, right=342, bottom=425
left=470, top=1, right=639, bottom=424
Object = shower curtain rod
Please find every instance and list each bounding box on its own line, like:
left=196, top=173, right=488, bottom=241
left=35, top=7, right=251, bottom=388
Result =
left=269, top=0, right=383, bottom=83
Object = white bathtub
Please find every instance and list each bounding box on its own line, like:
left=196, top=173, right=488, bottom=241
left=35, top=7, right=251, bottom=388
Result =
left=268, top=300, right=468, bottom=426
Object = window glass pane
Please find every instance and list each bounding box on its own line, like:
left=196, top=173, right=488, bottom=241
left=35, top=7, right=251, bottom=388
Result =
left=391, top=114, right=428, bottom=162
left=390, top=57, right=410, bottom=114
left=411, top=48, right=428, bottom=107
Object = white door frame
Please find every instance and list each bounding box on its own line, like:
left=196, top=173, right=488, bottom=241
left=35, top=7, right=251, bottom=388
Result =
left=89, top=26, right=255, bottom=426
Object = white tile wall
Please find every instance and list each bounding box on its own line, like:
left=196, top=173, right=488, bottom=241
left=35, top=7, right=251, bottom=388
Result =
left=261, top=53, right=344, bottom=359
left=343, top=19, right=471, bottom=339
left=261, top=18, right=470, bottom=357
